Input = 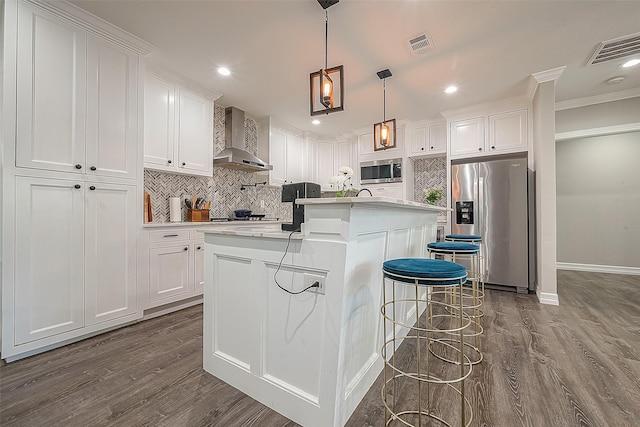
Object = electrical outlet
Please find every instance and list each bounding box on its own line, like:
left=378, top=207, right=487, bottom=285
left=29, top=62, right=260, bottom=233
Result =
left=260, top=199, right=265, bottom=209
left=304, top=273, right=325, bottom=294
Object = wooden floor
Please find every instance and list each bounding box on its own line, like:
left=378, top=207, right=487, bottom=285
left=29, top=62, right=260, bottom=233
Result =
left=1, top=270, right=639, bottom=426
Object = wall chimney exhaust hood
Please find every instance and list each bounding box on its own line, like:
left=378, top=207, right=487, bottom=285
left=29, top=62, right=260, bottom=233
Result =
left=213, top=107, right=273, bottom=173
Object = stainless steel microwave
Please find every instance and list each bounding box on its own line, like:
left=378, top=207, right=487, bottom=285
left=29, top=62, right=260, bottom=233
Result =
left=360, top=158, right=402, bottom=184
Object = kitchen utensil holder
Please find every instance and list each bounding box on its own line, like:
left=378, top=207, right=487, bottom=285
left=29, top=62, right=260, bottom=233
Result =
left=187, top=209, right=209, bottom=222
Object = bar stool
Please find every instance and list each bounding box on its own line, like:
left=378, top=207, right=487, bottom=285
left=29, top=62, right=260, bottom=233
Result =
left=426, top=242, right=483, bottom=365
left=444, top=234, right=485, bottom=322
left=381, top=258, right=473, bottom=427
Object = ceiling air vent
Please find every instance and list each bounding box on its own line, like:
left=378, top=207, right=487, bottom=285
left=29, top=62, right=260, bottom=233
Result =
left=406, top=32, right=434, bottom=56
left=587, top=32, right=640, bottom=66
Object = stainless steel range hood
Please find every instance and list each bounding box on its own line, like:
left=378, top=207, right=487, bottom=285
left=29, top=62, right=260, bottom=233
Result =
left=213, top=107, right=273, bottom=172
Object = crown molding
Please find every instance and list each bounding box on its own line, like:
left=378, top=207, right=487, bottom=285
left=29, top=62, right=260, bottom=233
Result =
left=26, top=0, right=155, bottom=55
left=531, top=66, right=566, bottom=84
left=555, top=88, right=640, bottom=111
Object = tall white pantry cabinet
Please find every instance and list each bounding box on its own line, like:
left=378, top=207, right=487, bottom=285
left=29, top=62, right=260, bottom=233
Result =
left=1, top=0, right=153, bottom=361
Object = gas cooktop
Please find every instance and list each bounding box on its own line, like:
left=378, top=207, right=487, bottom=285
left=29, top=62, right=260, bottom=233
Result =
left=210, top=215, right=267, bottom=222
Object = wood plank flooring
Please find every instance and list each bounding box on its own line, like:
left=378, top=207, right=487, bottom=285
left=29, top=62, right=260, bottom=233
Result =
left=1, top=270, right=639, bottom=426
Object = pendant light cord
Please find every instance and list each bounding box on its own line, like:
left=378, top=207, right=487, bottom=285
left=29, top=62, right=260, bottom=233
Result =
left=383, top=78, right=386, bottom=122
left=324, top=10, right=329, bottom=70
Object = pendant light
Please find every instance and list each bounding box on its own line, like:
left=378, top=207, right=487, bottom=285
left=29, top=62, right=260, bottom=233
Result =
left=374, top=69, right=396, bottom=151
left=310, top=0, right=344, bottom=116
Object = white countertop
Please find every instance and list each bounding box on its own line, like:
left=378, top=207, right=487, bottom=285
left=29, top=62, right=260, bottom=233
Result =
left=201, top=227, right=303, bottom=239
left=296, top=196, right=449, bottom=211
left=143, top=220, right=282, bottom=228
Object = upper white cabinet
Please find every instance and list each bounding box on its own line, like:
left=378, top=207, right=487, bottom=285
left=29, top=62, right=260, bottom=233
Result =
left=409, top=122, right=446, bottom=157
left=449, top=108, right=529, bottom=160
left=15, top=2, right=139, bottom=180
left=316, top=140, right=335, bottom=191
left=144, top=74, right=214, bottom=177
left=488, top=109, right=528, bottom=153
left=449, top=117, right=486, bottom=157
left=268, top=124, right=306, bottom=186
left=358, top=125, right=405, bottom=159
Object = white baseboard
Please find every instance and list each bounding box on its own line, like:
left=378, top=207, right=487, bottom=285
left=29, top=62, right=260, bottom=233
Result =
left=557, top=262, right=640, bottom=276
left=537, top=290, right=559, bottom=306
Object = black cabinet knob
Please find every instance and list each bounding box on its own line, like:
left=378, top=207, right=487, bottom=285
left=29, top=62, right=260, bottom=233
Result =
left=167, top=160, right=172, bottom=164
left=75, top=164, right=82, bottom=169
left=181, top=162, right=186, bottom=166
left=430, top=146, right=434, bottom=149
left=74, top=184, right=81, bottom=189
left=491, top=146, right=496, bottom=149
left=89, top=186, right=96, bottom=191
left=197, top=246, right=202, bottom=250
left=184, top=247, right=188, bottom=251
left=421, top=147, right=424, bottom=151
left=478, top=147, right=483, bottom=151
left=90, top=166, right=97, bottom=171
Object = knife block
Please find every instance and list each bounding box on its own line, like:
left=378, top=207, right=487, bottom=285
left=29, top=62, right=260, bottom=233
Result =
left=187, top=209, right=209, bottom=222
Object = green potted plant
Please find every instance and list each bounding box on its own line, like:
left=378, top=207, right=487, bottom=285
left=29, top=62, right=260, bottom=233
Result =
left=424, top=188, right=443, bottom=205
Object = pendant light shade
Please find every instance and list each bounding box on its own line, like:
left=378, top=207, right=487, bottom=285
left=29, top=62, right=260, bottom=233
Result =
left=374, top=69, right=396, bottom=151
left=310, top=1, right=344, bottom=116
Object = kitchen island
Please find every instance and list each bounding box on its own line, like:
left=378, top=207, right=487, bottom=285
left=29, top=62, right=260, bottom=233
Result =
left=201, top=197, right=445, bottom=427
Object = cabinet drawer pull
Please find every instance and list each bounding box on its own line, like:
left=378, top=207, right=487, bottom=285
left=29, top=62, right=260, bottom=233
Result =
left=197, top=246, right=202, bottom=250
left=167, top=160, right=172, bottom=164
left=163, top=234, right=179, bottom=238
left=491, top=145, right=496, bottom=149
left=75, top=164, right=82, bottom=169
left=478, top=147, right=482, bottom=151
left=184, top=247, right=188, bottom=251
left=90, top=166, right=97, bottom=171
left=430, top=146, right=434, bottom=149
left=181, top=162, right=186, bottom=166
left=74, top=184, right=81, bottom=189
left=89, top=186, right=96, bottom=191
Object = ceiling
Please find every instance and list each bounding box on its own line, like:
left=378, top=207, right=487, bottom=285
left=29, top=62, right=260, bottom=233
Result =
left=69, top=0, right=640, bottom=138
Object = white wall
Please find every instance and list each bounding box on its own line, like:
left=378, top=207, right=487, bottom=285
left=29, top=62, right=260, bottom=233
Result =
left=556, top=97, right=640, bottom=133
left=556, top=131, right=640, bottom=268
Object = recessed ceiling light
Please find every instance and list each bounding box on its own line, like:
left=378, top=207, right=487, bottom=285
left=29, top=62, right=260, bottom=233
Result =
left=312, top=119, right=321, bottom=125
left=605, top=76, right=625, bottom=85
left=621, top=58, right=640, bottom=68
left=445, top=85, right=458, bottom=94
left=217, top=67, right=231, bottom=76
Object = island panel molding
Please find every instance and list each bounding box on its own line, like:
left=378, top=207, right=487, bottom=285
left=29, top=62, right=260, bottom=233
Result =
left=202, top=197, right=442, bottom=426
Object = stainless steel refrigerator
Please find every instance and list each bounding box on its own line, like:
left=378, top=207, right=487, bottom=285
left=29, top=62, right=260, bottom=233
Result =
left=451, top=155, right=535, bottom=293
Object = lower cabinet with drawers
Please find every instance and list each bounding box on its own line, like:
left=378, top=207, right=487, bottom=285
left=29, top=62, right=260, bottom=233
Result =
left=142, top=226, right=205, bottom=310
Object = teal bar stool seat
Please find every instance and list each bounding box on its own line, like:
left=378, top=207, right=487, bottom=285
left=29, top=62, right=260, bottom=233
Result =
left=381, top=258, right=473, bottom=427
left=426, top=241, right=484, bottom=365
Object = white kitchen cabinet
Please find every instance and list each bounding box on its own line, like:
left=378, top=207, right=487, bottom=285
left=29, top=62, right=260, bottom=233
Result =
left=488, top=109, right=528, bottom=154
left=409, top=122, right=446, bottom=157
left=194, top=242, right=205, bottom=293
left=143, top=74, right=175, bottom=169
left=144, top=75, right=214, bottom=177
left=367, top=183, right=404, bottom=199
left=13, top=176, right=138, bottom=345
left=15, top=2, right=86, bottom=175
left=15, top=2, right=139, bottom=180
left=449, top=117, right=486, bottom=158
left=316, top=141, right=335, bottom=191
left=149, top=245, right=192, bottom=302
left=14, top=177, right=85, bottom=345
left=449, top=108, right=529, bottom=159
left=84, top=182, right=138, bottom=326
left=268, top=125, right=305, bottom=186
left=146, top=228, right=205, bottom=308
left=177, top=89, right=214, bottom=175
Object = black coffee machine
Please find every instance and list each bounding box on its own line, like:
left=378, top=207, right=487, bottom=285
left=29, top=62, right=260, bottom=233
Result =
left=281, top=182, right=321, bottom=231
